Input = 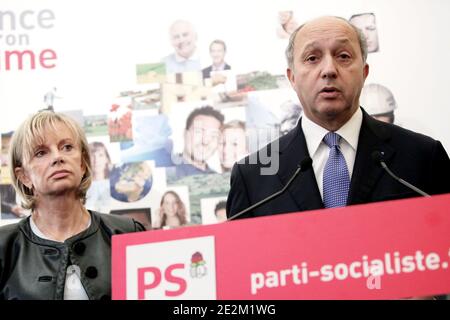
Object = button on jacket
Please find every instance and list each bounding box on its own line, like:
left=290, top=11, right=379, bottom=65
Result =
left=0, top=211, right=145, bottom=300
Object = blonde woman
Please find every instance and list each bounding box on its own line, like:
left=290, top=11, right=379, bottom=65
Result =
left=0, top=111, right=144, bottom=300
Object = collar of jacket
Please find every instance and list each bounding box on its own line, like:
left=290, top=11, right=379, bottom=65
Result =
left=18, top=210, right=102, bottom=248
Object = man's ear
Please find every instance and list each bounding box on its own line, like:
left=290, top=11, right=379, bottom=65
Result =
left=287, top=68, right=295, bottom=86
left=15, top=167, right=32, bottom=189
left=363, top=63, right=369, bottom=80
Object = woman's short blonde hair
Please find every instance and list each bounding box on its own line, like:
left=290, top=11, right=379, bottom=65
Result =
left=9, top=111, right=92, bottom=210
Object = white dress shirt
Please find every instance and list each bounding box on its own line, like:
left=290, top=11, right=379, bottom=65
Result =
left=212, top=63, right=226, bottom=71
left=163, top=51, right=201, bottom=74
left=301, top=108, right=363, bottom=201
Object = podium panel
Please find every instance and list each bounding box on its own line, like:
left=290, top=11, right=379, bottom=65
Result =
left=112, top=194, right=450, bottom=299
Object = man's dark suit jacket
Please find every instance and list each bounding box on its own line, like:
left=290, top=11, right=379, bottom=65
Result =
left=202, top=63, right=231, bottom=79
left=226, top=108, right=450, bottom=219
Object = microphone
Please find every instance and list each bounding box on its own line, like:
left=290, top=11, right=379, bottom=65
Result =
left=227, top=157, right=313, bottom=221
left=371, top=151, right=430, bottom=197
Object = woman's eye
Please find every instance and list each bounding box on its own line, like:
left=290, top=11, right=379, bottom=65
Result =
left=63, top=144, right=73, bottom=151
left=35, top=150, right=45, bottom=157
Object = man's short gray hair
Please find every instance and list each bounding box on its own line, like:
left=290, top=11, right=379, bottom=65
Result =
left=285, top=16, right=368, bottom=70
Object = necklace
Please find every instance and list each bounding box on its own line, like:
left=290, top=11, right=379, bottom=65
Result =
left=32, top=208, right=89, bottom=242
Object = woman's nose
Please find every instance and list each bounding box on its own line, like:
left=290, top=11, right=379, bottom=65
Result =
left=51, top=150, right=65, bottom=166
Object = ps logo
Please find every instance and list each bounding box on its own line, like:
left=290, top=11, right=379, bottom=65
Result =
left=126, top=236, right=216, bottom=300
left=138, top=264, right=187, bottom=299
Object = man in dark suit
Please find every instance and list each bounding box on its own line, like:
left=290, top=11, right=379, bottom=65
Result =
left=202, top=40, right=231, bottom=79
left=227, top=16, right=450, bottom=219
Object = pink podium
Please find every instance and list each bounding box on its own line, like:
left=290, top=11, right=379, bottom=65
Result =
left=112, top=194, right=450, bottom=300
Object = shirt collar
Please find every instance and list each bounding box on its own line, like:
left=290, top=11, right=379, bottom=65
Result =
left=302, top=113, right=329, bottom=158
left=302, top=107, right=363, bottom=156
left=335, top=107, right=362, bottom=151
left=212, top=63, right=226, bottom=71
left=29, top=214, right=92, bottom=243
left=22, top=212, right=96, bottom=246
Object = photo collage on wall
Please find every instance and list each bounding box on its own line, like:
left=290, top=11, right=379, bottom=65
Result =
left=0, top=12, right=398, bottom=228
left=78, top=20, right=301, bottom=229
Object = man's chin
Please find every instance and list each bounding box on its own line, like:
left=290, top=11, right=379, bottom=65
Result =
left=177, top=49, right=194, bottom=59
left=316, top=103, right=353, bottom=117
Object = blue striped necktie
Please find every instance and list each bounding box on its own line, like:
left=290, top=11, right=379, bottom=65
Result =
left=323, top=132, right=350, bottom=208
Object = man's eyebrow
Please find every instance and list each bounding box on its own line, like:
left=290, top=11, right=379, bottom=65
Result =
left=301, top=41, right=319, bottom=53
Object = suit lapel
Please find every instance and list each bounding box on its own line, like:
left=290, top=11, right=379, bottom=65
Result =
left=275, top=110, right=396, bottom=210
left=347, top=110, right=395, bottom=205
left=276, top=118, right=324, bottom=211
